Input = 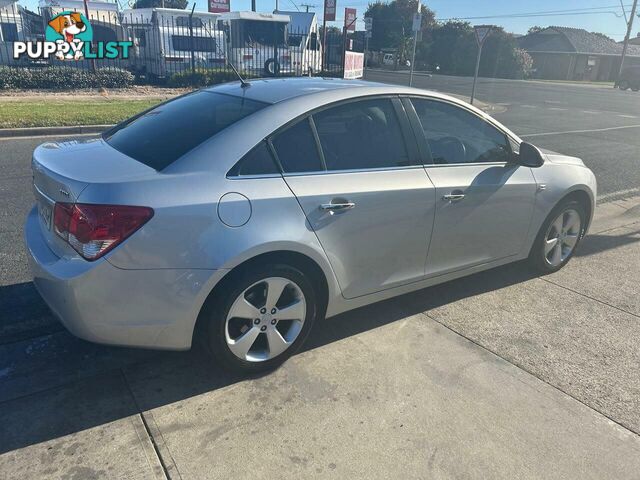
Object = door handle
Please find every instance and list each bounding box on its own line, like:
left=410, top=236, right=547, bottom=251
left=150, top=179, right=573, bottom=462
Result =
left=442, top=192, right=465, bottom=202
left=319, top=202, right=356, bottom=214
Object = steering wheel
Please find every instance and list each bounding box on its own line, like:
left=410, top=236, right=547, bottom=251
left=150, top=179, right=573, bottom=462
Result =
left=431, top=136, right=466, bottom=164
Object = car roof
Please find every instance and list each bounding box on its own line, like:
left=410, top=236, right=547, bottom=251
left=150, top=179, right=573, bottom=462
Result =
left=206, top=77, right=422, bottom=104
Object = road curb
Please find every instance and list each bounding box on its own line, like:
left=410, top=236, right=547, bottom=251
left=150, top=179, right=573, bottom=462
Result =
left=0, top=125, right=112, bottom=139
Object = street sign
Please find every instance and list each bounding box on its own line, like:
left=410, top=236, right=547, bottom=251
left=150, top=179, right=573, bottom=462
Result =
left=471, top=25, right=493, bottom=105
left=364, top=16, right=372, bottom=32
left=412, top=12, right=422, bottom=32
left=324, top=0, right=336, bottom=22
left=344, top=51, right=364, bottom=79
left=344, top=7, right=356, bottom=32
left=474, top=25, right=492, bottom=46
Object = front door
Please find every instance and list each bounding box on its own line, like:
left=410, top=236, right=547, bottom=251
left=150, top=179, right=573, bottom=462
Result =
left=407, top=97, right=537, bottom=276
left=270, top=97, right=436, bottom=299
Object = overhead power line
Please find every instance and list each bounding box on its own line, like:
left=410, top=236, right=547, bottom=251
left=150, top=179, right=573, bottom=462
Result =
left=436, top=4, right=634, bottom=22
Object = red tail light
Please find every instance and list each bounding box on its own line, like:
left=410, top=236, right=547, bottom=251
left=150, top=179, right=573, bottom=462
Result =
left=53, top=203, right=154, bottom=261
left=243, top=54, right=254, bottom=60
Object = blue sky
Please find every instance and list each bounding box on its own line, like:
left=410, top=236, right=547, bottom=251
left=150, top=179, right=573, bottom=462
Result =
left=22, top=0, right=640, bottom=40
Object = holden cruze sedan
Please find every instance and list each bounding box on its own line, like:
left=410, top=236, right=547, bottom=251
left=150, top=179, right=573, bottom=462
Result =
left=26, top=78, right=597, bottom=372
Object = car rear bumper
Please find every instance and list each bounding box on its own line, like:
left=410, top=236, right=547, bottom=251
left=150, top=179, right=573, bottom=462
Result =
left=24, top=206, right=217, bottom=350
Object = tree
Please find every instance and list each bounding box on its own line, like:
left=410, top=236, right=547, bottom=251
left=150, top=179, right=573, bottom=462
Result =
left=418, top=21, right=531, bottom=79
left=527, top=26, right=544, bottom=35
left=131, top=0, right=188, bottom=9
left=365, top=0, right=436, bottom=54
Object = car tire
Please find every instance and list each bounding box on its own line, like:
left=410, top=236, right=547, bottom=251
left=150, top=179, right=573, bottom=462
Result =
left=619, top=80, right=630, bottom=90
left=528, top=199, right=586, bottom=274
left=264, top=58, right=280, bottom=76
left=632, top=86, right=640, bottom=92
left=203, top=263, right=318, bottom=373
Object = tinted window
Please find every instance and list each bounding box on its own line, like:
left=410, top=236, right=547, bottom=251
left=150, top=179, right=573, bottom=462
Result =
left=1, top=23, right=19, bottom=41
left=271, top=119, right=323, bottom=173
left=228, top=142, right=279, bottom=176
left=313, top=99, right=410, bottom=171
left=172, top=35, right=217, bottom=52
left=411, top=98, right=511, bottom=164
left=105, top=92, right=267, bottom=170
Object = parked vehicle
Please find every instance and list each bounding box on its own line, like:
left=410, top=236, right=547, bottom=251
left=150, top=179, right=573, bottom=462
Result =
left=616, top=65, right=640, bottom=91
left=219, top=11, right=290, bottom=76
left=122, top=8, right=225, bottom=78
left=26, top=78, right=597, bottom=372
left=276, top=10, right=322, bottom=75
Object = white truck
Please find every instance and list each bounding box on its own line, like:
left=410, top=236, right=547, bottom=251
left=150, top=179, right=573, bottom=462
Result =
left=276, top=10, right=322, bottom=75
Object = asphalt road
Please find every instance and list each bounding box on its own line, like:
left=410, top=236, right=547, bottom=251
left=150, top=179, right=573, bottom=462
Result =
left=365, top=70, right=640, bottom=201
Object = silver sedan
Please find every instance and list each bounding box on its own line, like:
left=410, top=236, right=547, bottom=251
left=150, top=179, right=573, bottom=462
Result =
left=25, top=78, right=597, bottom=372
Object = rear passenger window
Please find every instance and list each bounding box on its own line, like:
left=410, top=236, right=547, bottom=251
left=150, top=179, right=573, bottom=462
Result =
left=271, top=118, right=323, bottom=174
left=313, top=98, right=410, bottom=171
left=228, top=142, right=279, bottom=176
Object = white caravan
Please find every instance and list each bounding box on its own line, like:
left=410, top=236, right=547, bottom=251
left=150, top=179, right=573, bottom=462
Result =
left=122, top=8, right=225, bottom=78
left=219, top=11, right=290, bottom=75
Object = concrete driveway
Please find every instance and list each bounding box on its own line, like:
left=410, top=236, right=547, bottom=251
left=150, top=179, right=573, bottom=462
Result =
left=2, top=76, right=640, bottom=478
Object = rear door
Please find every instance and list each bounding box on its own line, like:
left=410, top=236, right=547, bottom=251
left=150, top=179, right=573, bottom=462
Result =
left=273, top=97, right=437, bottom=299
left=405, top=97, right=537, bottom=277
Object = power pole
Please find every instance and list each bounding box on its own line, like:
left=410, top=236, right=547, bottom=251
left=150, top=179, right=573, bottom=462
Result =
left=408, top=0, right=420, bottom=87
left=300, top=4, right=315, bottom=12
left=617, top=0, right=638, bottom=86
left=252, top=0, right=256, bottom=12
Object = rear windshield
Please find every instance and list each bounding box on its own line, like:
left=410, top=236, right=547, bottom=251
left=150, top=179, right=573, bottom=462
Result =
left=104, top=91, right=268, bottom=170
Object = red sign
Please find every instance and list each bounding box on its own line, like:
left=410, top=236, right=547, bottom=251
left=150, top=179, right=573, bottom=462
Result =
left=208, top=0, right=230, bottom=13
left=324, top=0, right=336, bottom=22
left=344, top=7, right=356, bottom=31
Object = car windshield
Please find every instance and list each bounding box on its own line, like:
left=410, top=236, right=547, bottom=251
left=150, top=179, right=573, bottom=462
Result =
left=104, top=91, right=267, bottom=170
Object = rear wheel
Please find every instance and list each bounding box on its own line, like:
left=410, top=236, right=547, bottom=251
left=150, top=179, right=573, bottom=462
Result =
left=204, top=264, right=318, bottom=373
left=529, top=200, right=586, bottom=273
left=619, top=80, right=630, bottom=90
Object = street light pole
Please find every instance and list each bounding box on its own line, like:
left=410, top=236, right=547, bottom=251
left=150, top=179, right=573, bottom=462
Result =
left=617, top=0, right=638, bottom=86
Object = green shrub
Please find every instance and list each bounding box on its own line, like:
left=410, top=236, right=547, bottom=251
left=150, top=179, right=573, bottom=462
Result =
left=167, top=69, right=254, bottom=88
left=0, top=67, right=134, bottom=89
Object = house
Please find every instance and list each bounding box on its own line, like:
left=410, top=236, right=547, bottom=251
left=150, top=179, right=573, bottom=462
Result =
left=518, top=26, right=640, bottom=81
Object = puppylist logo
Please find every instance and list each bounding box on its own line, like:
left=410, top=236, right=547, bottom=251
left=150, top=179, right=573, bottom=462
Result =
left=13, top=11, right=131, bottom=61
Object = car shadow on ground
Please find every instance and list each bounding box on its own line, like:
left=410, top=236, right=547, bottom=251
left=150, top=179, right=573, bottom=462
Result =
left=0, top=262, right=537, bottom=455
left=1, top=228, right=637, bottom=455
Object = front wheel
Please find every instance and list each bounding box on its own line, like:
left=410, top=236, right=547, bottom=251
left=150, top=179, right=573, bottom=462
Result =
left=619, top=80, right=630, bottom=90
left=529, top=200, right=586, bottom=273
left=204, top=264, right=318, bottom=373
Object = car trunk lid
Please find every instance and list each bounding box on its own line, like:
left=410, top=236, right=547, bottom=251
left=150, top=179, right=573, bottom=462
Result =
left=32, top=137, right=157, bottom=258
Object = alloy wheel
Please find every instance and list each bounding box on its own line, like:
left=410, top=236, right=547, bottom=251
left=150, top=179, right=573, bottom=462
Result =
left=544, top=208, right=582, bottom=267
left=224, top=277, right=306, bottom=362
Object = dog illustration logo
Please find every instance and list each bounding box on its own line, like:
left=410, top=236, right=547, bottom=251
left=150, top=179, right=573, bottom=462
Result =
left=45, top=11, right=93, bottom=60
left=14, top=11, right=130, bottom=61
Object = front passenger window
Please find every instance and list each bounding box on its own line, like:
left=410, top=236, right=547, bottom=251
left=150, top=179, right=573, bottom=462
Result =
left=411, top=98, right=511, bottom=164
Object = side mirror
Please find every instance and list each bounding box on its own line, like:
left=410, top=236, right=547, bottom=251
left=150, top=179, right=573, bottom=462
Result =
left=515, top=142, right=545, bottom=168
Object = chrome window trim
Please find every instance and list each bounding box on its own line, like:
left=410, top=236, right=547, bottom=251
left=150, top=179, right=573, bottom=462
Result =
left=281, top=164, right=427, bottom=177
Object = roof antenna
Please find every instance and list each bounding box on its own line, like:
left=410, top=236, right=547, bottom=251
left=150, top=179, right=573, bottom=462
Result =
left=228, top=60, right=251, bottom=88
